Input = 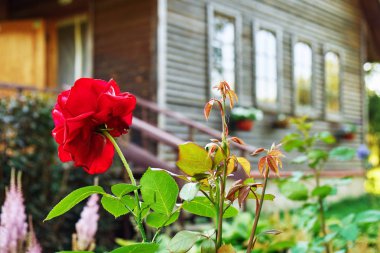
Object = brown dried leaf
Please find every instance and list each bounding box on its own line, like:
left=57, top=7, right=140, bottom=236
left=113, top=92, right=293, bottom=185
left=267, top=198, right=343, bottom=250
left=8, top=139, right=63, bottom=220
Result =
left=204, top=100, right=214, bottom=120
left=266, top=156, right=279, bottom=175
left=238, top=186, right=250, bottom=208
left=258, top=157, right=267, bottom=175
left=229, top=136, right=245, bottom=145
left=251, top=148, right=265, bottom=156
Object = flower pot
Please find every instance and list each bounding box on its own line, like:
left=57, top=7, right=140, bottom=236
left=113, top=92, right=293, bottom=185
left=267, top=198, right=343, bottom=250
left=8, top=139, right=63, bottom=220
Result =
left=235, top=119, right=254, bottom=131
left=343, top=133, right=355, bottom=141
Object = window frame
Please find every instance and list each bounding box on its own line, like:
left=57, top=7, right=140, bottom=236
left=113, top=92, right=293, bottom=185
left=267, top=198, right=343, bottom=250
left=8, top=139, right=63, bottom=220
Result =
left=207, top=3, right=242, bottom=99
left=323, top=44, right=344, bottom=122
left=56, top=14, right=93, bottom=87
left=252, top=19, right=283, bottom=113
left=291, top=35, right=317, bottom=117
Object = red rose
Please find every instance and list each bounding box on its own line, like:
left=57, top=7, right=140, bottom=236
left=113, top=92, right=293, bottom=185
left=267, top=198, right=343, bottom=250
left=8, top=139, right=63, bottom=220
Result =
left=52, top=78, right=136, bottom=174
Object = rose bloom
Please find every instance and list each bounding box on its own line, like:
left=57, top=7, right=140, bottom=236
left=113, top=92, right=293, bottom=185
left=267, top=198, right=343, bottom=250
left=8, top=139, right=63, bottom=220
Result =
left=52, top=78, right=136, bottom=174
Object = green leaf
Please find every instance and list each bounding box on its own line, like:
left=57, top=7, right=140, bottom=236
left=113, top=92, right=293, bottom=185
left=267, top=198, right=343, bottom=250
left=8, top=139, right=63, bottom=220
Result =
left=253, top=193, right=275, bottom=201
left=179, top=182, right=200, bottom=201
left=110, top=243, right=159, bottom=253
left=111, top=184, right=139, bottom=197
left=316, top=131, right=336, bottom=144
left=282, top=133, right=304, bottom=152
left=168, top=231, right=201, bottom=253
left=268, top=241, right=295, bottom=251
left=145, top=211, right=180, bottom=228
left=329, top=147, right=356, bottom=161
left=140, top=169, right=179, bottom=216
left=200, top=239, right=215, bottom=253
left=312, top=185, right=333, bottom=198
left=292, top=155, right=308, bottom=164
left=339, top=224, right=359, bottom=241
left=176, top=142, right=212, bottom=176
left=279, top=181, right=308, bottom=201
left=45, top=186, right=105, bottom=221
left=101, top=195, right=135, bottom=218
left=355, top=210, right=380, bottom=224
left=182, top=196, right=238, bottom=218
left=307, top=149, right=328, bottom=168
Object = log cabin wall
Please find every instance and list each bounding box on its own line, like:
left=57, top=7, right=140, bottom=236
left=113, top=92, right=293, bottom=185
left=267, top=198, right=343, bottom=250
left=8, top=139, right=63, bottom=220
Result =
left=163, top=0, right=365, bottom=170
left=93, top=0, right=157, bottom=102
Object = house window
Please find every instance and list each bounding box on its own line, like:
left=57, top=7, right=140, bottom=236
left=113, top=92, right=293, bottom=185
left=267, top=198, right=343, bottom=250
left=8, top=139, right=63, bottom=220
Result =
left=325, top=51, right=341, bottom=114
left=210, top=13, right=236, bottom=94
left=255, top=29, right=277, bottom=105
left=57, top=16, right=90, bottom=89
left=294, top=42, right=312, bottom=108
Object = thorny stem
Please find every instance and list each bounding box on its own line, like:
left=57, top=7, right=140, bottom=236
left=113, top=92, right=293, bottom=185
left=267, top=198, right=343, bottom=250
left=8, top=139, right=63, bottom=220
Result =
left=102, top=130, right=148, bottom=242
left=216, top=99, right=228, bottom=249
left=246, top=167, right=270, bottom=253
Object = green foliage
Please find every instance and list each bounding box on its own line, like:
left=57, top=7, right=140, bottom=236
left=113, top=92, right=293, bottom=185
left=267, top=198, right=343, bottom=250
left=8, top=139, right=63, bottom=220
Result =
left=368, top=91, right=380, bottom=134
left=182, top=196, right=238, bottom=218
left=45, top=186, right=105, bottom=221
left=279, top=181, right=308, bottom=201
left=109, top=243, right=159, bottom=253
left=145, top=211, right=180, bottom=228
left=179, top=182, right=200, bottom=201
left=168, top=231, right=201, bottom=253
left=176, top=142, right=212, bottom=176
left=111, top=184, right=139, bottom=197
left=140, top=169, right=179, bottom=216
left=100, top=195, right=135, bottom=218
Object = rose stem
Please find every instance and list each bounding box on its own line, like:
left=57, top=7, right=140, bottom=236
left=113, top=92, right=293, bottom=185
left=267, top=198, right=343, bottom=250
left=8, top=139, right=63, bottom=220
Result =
left=102, top=130, right=147, bottom=242
left=216, top=99, right=227, bottom=249
left=246, top=167, right=270, bottom=253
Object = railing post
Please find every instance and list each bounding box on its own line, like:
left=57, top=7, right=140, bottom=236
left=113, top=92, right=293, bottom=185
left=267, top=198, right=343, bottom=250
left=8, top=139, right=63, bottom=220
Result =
left=188, top=126, right=194, bottom=141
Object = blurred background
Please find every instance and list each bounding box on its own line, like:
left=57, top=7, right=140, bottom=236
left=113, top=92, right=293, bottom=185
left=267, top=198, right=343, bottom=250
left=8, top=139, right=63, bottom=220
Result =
left=0, top=0, right=379, bottom=252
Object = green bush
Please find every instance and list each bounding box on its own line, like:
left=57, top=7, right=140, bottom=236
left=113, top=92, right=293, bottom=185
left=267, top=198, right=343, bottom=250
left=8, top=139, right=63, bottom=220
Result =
left=0, top=93, right=128, bottom=252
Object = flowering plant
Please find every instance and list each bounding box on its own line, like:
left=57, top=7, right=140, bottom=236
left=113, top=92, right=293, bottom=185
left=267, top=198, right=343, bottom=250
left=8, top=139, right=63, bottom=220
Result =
left=45, top=79, right=284, bottom=252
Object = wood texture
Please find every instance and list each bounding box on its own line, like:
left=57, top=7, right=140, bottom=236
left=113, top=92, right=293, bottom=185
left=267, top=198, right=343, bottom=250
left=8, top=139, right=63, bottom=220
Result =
left=164, top=0, right=365, bottom=170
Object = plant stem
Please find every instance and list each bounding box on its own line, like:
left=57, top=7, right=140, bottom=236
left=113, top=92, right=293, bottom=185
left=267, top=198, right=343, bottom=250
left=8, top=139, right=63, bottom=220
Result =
left=102, top=130, right=147, bottom=242
left=315, top=169, right=331, bottom=253
left=216, top=99, right=228, bottom=249
left=216, top=163, right=227, bottom=249
left=246, top=168, right=270, bottom=253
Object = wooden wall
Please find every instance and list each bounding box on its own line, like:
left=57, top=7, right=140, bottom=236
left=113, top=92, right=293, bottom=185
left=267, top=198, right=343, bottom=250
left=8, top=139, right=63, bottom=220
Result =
left=93, top=0, right=157, bottom=101
left=163, top=0, right=365, bottom=170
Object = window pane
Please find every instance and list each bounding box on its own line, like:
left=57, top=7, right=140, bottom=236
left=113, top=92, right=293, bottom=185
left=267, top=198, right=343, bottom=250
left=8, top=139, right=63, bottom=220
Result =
left=325, top=52, right=340, bottom=113
left=255, top=30, right=277, bottom=104
left=211, top=13, right=235, bottom=93
left=58, top=24, right=75, bottom=88
left=294, top=42, right=312, bottom=107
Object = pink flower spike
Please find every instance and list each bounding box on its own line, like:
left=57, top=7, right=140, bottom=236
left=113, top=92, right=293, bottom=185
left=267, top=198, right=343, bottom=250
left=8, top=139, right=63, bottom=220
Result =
left=74, top=194, right=100, bottom=250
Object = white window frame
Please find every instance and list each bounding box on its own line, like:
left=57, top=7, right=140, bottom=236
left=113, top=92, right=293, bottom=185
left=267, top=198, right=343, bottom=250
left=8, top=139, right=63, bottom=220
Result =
left=323, top=44, right=344, bottom=122
left=252, top=19, right=283, bottom=113
left=291, top=35, right=317, bottom=117
left=57, top=14, right=93, bottom=84
left=207, top=3, right=242, bottom=98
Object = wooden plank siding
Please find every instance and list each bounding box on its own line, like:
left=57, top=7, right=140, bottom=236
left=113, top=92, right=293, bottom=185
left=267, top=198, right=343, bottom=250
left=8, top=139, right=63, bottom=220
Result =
left=163, top=0, right=365, bottom=170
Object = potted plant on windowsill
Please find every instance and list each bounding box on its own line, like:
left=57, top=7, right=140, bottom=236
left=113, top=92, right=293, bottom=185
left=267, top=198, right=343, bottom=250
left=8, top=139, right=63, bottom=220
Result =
left=272, top=113, right=290, bottom=129
left=230, top=106, right=263, bottom=131
left=335, top=123, right=357, bottom=141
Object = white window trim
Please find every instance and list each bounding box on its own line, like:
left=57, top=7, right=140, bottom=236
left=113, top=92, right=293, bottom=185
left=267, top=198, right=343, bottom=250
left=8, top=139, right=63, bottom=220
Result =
left=323, top=44, right=345, bottom=122
left=252, top=19, right=283, bottom=113
left=291, top=35, right=318, bottom=118
left=57, top=14, right=93, bottom=80
left=207, top=3, right=242, bottom=99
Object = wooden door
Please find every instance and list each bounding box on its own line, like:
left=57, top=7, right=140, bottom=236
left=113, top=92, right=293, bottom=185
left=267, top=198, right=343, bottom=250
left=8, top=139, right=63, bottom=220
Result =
left=0, top=20, right=46, bottom=89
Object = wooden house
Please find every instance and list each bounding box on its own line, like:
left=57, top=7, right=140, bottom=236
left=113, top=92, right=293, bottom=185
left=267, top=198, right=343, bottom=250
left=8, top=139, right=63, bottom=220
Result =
left=1, top=0, right=379, bottom=173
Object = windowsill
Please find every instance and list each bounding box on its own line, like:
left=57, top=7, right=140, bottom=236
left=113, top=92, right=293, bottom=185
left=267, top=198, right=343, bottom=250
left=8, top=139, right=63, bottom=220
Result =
left=294, top=106, right=319, bottom=119
left=325, top=112, right=343, bottom=123
left=256, top=102, right=279, bottom=115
